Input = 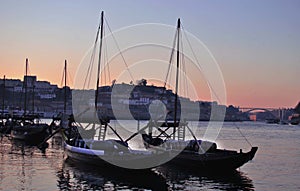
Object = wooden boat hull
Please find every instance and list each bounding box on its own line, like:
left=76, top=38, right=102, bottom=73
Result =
left=64, top=141, right=171, bottom=170
left=64, top=139, right=257, bottom=171
left=0, top=126, right=11, bottom=134
left=290, top=115, right=300, bottom=125
left=11, top=124, right=50, bottom=144
left=165, top=147, right=258, bottom=172
left=142, top=134, right=258, bottom=171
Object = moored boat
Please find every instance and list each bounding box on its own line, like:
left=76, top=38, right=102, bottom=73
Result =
left=57, top=12, right=258, bottom=172
left=139, top=18, right=258, bottom=171
left=58, top=12, right=170, bottom=170
left=290, top=114, right=300, bottom=125
left=290, top=102, right=300, bottom=125
left=10, top=59, right=51, bottom=144
left=0, top=75, right=11, bottom=135
left=11, top=115, right=50, bottom=143
left=140, top=121, right=257, bottom=171
left=61, top=120, right=170, bottom=169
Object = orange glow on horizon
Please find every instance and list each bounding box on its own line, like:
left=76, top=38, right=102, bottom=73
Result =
left=1, top=55, right=299, bottom=109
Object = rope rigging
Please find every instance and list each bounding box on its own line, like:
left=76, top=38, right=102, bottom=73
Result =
left=163, top=27, right=178, bottom=90
left=180, top=23, right=253, bottom=147
left=83, top=14, right=134, bottom=89
left=152, top=20, right=254, bottom=147
left=74, top=12, right=135, bottom=144
left=83, top=20, right=101, bottom=89
left=233, top=122, right=253, bottom=147
left=67, top=69, right=73, bottom=88
left=104, top=16, right=135, bottom=83
left=181, top=23, right=222, bottom=104
left=180, top=30, right=189, bottom=98
left=154, top=19, right=182, bottom=139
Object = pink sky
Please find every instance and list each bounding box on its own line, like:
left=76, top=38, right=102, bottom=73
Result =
left=0, top=1, right=299, bottom=108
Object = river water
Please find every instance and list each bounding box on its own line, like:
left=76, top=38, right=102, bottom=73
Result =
left=0, top=121, right=299, bottom=191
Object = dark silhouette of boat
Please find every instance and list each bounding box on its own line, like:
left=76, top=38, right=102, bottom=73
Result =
left=290, top=115, right=300, bottom=125
left=62, top=126, right=169, bottom=169
left=141, top=121, right=257, bottom=172
left=0, top=75, right=11, bottom=135
left=39, top=35, right=167, bottom=169
left=166, top=145, right=257, bottom=171
left=11, top=115, right=51, bottom=144
left=140, top=18, right=258, bottom=172
left=290, top=102, right=300, bottom=125
left=44, top=12, right=258, bottom=172
left=10, top=59, right=51, bottom=144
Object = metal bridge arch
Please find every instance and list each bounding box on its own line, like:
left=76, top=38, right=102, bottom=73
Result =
left=242, top=108, right=277, bottom=118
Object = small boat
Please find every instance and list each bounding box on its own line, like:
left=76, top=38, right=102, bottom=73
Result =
left=0, top=120, right=11, bottom=135
left=290, top=102, right=300, bottom=125
left=139, top=18, right=258, bottom=172
left=0, top=119, right=12, bottom=135
left=290, top=114, right=300, bottom=125
left=11, top=115, right=50, bottom=143
left=0, top=75, right=11, bottom=135
left=0, top=121, right=11, bottom=135
left=10, top=59, right=50, bottom=144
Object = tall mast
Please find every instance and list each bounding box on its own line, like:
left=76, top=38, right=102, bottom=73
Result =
left=95, top=11, right=104, bottom=111
left=173, top=18, right=180, bottom=139
left=24, top=58, right=28, bottom=115
left=32, top=82, right=35, bottom=114
left=64, top=60, right=67, bottom=114
left=2, top=75, right=5, bottom=120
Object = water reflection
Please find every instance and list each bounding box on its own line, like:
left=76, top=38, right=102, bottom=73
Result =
left=57, top=159, right=168, bottom=190
left=1, top=138, right=41, bottom=190
left=1, top=135, right=254, bottom=191
left=0, top=136, right=65, bottom=190
left=156, top=164, right=255, bottom=191
left=56, top=159, right=254, bottom=191
left=9, top=139, right=36, bottom=156
left=49, top=134, right=64, bottom=149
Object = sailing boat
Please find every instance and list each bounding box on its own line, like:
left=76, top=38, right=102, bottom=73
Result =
left=36, top=60, right=70, bottom=149
left=10, top=58, right=51, bottom=144
left=0, top=75, right=10, bottom=134
left=140, top=18, right=258, bottom=171
left=60, top=11, right=167, bottom=170
left=290, top=102, right=300, bottom=125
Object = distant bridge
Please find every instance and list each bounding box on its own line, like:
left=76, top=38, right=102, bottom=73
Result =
left=239, top=107, right=277, bottom=113
left=239, top=107, right=279, bottom=118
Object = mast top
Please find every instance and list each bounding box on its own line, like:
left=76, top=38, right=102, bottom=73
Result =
left=95, top=10, right=104, bottom=110
left=64, top=60, right=67, bottom=114
left=177, top=18, right=181, bottom=29
left=25, top=58, right=29, bottom=77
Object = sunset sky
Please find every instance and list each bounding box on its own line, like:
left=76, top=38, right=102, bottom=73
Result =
left=0, top=0, right=299, bottom=108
